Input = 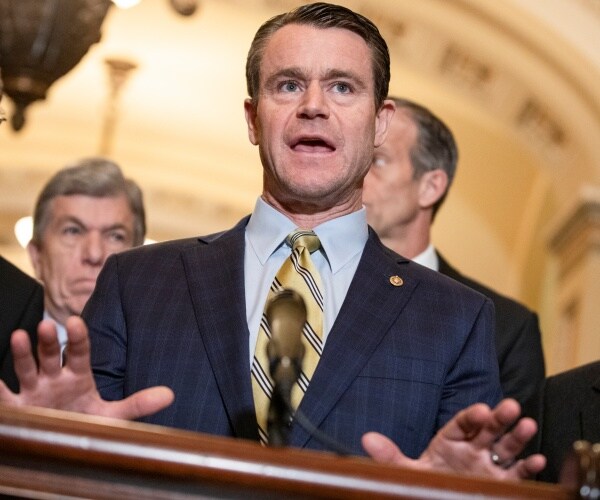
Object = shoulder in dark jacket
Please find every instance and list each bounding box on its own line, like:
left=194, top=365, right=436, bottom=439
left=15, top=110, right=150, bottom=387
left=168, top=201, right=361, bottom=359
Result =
left=537, top=360, right=600, bottom=483
left=436, top=252, right=545, bottom=417
left=0, top=256, right=44, bottom=392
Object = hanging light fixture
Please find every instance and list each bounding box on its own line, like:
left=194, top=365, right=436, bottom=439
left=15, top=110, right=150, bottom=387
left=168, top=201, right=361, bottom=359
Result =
left=169, top=0, right=198, bottom=16
left=110, top=0, right=199, bottom=16
left=0, top=0, right=113, bottom=131
left=111, top=0, right=140, bottom=8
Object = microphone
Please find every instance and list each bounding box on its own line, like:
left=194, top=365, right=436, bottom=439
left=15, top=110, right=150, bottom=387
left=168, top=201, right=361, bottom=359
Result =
left=265, top=289, right=306, bottom=446
left=266, top=289, right=306, bottom=390
left=264, top=289, right=353, bottom=455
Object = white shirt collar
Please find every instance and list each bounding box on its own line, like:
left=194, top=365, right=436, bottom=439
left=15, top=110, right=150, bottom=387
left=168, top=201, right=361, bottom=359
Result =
left=43, top=310, right=68, bottom=347
left=411, top=243, right=439, bottom=271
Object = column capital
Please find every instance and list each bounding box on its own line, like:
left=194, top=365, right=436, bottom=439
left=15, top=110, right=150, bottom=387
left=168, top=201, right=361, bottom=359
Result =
left=548, top=185, right=600, bottom=277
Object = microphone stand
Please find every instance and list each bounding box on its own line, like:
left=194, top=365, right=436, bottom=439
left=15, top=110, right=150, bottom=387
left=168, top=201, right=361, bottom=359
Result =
left=267, top=358, right=301, bottom=447
left=263, top=289, right=353, bottom=455
left=264, top=289, right=305, bottom=447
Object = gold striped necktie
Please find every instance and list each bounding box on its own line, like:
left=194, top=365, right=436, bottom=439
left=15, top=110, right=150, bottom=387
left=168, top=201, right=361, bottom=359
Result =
left=251, top=229, right=324, bottom=445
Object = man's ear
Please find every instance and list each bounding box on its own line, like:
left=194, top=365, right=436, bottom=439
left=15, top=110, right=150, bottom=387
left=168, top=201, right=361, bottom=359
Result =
left=418, top=169, right=448, bottom=209
left=27, top=241, right=43, bottom=280
left=244, top=98, right=260, bottom=146
left=374, top=99, right=396, bottom=147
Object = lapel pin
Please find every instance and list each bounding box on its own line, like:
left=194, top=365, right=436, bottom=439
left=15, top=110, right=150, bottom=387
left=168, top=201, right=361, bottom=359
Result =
left=389, top=275, right=403, bottom=287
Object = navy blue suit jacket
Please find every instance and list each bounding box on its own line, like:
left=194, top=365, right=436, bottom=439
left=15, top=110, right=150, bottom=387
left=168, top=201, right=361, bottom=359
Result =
left=85, top=218, right=501, bottom=458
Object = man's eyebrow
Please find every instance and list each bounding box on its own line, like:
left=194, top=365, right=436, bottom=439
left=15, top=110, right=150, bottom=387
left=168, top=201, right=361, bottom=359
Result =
left=263, top=67, right=306, bottom=88
left=56, top=215, right=86, bottom=228
left=102, top=223, right=129, bottom=233
left=263, top=67, right=369, bottom=90
left=322, top=69, right=368, bottom=88
left=55, top=216, right=129, bottom=233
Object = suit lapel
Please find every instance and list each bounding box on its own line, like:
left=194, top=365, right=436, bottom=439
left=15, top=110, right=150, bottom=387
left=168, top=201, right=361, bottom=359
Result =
left=181, top=217, right=259, bottom=440
left=290, top=231, right=418, bottom=448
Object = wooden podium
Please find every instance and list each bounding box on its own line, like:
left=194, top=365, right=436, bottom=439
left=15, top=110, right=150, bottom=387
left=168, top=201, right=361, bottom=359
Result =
left=0, top=404, right=575, bottom=499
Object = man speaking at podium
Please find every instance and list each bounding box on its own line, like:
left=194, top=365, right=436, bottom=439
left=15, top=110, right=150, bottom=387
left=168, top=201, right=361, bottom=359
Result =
left=1, top=2, right=544, bottom=480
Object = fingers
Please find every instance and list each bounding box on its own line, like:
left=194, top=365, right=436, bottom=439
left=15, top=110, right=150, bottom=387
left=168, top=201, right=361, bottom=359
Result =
left=63, top=316, right=92, bottom=375
left=491, top=416, right=538, bottom=465
left=472, top=401, right=544, bottom=481
left=36, top=320, right=63, bottom=377
left=362, top=432, right=413, bottom=468
left=3, top=316, right=171, bottom=422
left=514, top=454, right=546, bottom=478
left=450, top=399, right=522, bottom=448
left=108, top=386, right=175, bottom=420
left=491, top=454, right=546, bottom=481
left=419, top=398, right=543, bottom=479
left=361, top=399, right=543, bottom=482
left=10, top=328, right=39, bottom=392
left=444, top=402, right=490, bottom=440
left=0, top=378, right=17, bottom=403
left=488, top=398, right=522, bottom=429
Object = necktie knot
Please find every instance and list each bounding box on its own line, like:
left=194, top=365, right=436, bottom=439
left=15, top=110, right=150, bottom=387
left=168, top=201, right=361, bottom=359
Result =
left=286, top=229, right=320, bottom=254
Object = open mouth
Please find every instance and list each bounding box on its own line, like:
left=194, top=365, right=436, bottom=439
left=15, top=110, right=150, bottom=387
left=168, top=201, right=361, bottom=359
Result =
left=291, top=136, right=336, bottom=153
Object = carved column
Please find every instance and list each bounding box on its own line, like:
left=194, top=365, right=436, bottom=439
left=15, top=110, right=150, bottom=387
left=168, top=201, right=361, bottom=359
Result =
left=548, top=186, right=600, bottom=372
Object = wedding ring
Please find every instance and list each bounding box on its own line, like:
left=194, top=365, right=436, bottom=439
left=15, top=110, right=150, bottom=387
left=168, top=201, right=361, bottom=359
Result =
left=490, top=450, right=515, bottom=469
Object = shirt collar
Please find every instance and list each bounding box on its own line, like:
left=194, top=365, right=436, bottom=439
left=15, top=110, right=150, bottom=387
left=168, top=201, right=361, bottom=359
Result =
left=412, top=243, right=439, bottom=271
left=246, top=197, right=368, bottom=274
left=313, top=207, right=368, bottom=274
left=43, top=310, right=67, bottom=334
left=247, top=198, right=296, bottom=265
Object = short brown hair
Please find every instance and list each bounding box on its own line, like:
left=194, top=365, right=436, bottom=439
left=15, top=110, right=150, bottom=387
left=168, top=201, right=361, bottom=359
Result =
left=31, top=157, right=146, bottom=246
left=390, top=97, right=458, bottom=217
left=246, top=2, right=390, bottom=110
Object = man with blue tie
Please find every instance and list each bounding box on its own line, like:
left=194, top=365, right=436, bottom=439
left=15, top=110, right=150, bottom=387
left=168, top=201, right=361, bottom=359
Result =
left=0, top=2, right=545, bottom=480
